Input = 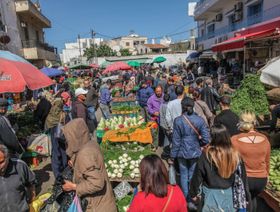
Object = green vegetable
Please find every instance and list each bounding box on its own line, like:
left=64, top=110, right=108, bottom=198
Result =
left=231, top=74, right=269, bottom=116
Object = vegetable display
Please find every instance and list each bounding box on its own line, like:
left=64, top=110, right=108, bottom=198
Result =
left=269, top=149, right=280, bottom=192
left=231, top=74, right=269, bottom=115
left=101, top=141, right=152, bottom=180
left=116, top=194, right=133, bottom=212
left=97, top=116, right=145, bottom=131
left=111, top=105, right=141, bottom=115
left=8, top=111, right=41, bottom=140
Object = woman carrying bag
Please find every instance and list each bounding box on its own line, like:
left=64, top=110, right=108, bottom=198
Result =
left=190, top=124, right=251, bottom=211
left=170, top=96, right=210, bottom=210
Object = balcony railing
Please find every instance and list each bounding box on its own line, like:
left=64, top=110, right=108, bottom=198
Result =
left=198, top=4, right=280, bottom=42
left=22, top=40, right=56, bottom=53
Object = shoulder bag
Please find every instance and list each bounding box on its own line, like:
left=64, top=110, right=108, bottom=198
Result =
left=182, top=115, right=202, bottom=141
left=162, top=186, right=174, bottom=212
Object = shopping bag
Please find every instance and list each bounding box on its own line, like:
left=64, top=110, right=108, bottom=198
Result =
left=169, top=164, right=176, bottom=185
left=67, top=195, right=83, bottom=212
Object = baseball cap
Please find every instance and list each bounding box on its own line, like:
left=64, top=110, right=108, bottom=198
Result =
left=75, top=88, right=88, bottom=97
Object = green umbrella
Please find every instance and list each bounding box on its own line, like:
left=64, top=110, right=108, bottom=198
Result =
left=100, top=61, right=112, bottom=69
left=127, top=61, right=140, bottom=67
left=153, top=56, right=166, bottom=63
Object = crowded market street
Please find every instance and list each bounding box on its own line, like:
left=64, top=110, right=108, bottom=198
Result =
left=1, top=0, right=280, bottom=212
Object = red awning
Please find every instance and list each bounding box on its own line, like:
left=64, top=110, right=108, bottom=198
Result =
left=212, top=28, right=278, bottom=52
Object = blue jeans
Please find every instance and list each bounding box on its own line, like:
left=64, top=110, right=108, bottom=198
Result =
left=100, top=103, right=111, bottom=119
left=178, top=158, right=198, bottom=202
left=87, top=106, right=97, bottom=127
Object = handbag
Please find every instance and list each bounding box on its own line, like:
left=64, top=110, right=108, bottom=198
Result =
left=182, top=115, right=202, bottom=141
left=162, top=186, right=174, bottom=212
left=232, top=163, right=247, bottom=211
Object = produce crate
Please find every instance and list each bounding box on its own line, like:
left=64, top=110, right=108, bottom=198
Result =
left=260, top=186, right=280, bottom=211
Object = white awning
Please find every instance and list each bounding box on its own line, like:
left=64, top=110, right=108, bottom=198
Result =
left=260, top=56, right=280, bottom=87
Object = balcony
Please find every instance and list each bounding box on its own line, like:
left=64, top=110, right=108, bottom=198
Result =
left=22, top=40, right=57, bottom=61
left=15, top=0, right=51, bottom=28
left=197, top=4, right=280, bottom=43
left=194, top=0, right=226, bottom=20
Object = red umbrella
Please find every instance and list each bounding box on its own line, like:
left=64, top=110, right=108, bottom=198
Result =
left=0, top=57, right=53, bottom=93
left=90, top=63, right=99, bottom=69
left=102, top=61, right=131, bottom=74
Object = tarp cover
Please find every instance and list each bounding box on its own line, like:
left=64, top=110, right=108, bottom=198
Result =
left=260, top=56, right=280, bottom=87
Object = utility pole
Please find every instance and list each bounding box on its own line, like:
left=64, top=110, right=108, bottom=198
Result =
left=91, top=29, right=96, bottom=64
left=78, top=34, right=81, bottom=64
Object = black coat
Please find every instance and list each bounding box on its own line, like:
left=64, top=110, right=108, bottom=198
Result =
left=200, top=86, right=221, bottom=113
left=0, top=116, right=24, bottom=154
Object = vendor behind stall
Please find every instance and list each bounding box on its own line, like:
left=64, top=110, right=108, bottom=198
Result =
left=270, top=104, right=280, bottom=131
left=0, top=98, right=24, bottom=155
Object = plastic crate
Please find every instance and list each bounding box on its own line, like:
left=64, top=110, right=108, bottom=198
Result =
left=96, top=129, right=105, bottom=138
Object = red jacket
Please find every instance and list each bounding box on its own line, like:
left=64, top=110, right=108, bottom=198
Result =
left=128, top=185, right=187, bottom=212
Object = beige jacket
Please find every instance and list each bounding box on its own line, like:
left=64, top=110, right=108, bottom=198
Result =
left=63, top=118, right=117, bottom=212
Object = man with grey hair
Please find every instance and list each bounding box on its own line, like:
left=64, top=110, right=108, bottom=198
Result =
left=0, top=144, right=36, bottom=212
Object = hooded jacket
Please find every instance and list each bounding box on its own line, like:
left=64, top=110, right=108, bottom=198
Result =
left=63, top=119, right=117, bottom=212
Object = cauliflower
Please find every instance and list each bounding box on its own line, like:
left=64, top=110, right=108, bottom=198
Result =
left=117, top=173, right=122, bottom=178
left=130, top=173, right=135, bottom=179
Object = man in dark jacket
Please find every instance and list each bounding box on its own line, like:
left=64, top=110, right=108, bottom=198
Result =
left=72, top=88, right=94, bottom=133
left=84, top=80, right=98, bottom=128
left=0, top=99, right=24, bottom=155
left=214, top=96, right=239, bottom=136
left=137, top=81, right=154, bottom=121
left=201, top=78, right=221, bottom=114
left=34, top=92, right=52, bottom=129
left=137, top=81, right=154, bottom=108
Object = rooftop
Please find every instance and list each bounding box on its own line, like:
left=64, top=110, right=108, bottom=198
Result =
left=143, top=44, right=168, bottom=49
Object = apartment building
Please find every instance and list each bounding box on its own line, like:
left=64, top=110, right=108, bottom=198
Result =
left=194, top=0, right=280, bottom=70
left=0, top=0, right=22, bottom=55
left=61, top=37, right=103, bottom=64
left=15, top=0, right=58, bottom=67
left=106, top=33, right=148, bottom=55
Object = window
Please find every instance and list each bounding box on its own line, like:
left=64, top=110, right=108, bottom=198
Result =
left=247, top=2, right=263, bottom=25
left=36, top=31, right=40, bottom=42
left=207, top=24, right=215, bottom=38
left=229, top=15, right=236, bottom=32
left=126, top=42, right=130, bottom=47
left=141, top=41, right=145, bottom=44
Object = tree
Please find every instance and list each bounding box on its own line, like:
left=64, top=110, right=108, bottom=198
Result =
left=119, top=48, right=132, bottom=56
left=84, top=44, right=117, bottom=60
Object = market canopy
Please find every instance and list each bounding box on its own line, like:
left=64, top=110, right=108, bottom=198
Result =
left=260, top=56, right=280, bottom=87
left=90, top=63, right=99, bottom=69
left=69, top=64, right=92, bottom=70
left=102, top=61, right=132, bottom=74
left=0, top=50, right=53, bottom=93
left=100, top=61, right=112, bottom=69
left=212, top=28, right=279, bottom=52
left=127, top=61, right=140, bottom=67
left=41, top=67, right=64, bottom=77
left=153, top=56, right=166, bottom=63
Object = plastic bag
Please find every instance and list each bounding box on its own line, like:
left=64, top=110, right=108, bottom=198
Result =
left=67, top=195, right=82, bottom=212
left=169, top=164, right=176, bottom=185
left=27, top=134, right=51, bottom=156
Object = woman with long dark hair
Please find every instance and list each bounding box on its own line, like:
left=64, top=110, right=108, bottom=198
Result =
left=128, top=155, right=187, bottom=212
left=190, top=124, right=250, bottom=211
left=170, top=96, right=210, bottom=210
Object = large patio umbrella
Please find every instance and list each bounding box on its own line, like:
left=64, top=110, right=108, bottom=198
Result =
left=41, top=67, right=64, bottom=77
left=153, top=56, right=166, bottom=63
left=102, top=61, right=132, bottom=74
left=0, top=50, right=53, bottom=93
left=90, top=63, right=99, bottom=69
left=127, top=61, right=140, bottom=67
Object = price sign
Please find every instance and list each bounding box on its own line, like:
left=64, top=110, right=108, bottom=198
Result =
left=113, top=181, right=133, bottom=200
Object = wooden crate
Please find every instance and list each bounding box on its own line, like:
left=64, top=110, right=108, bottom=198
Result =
left=260, top=186, right=280, bottom=211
